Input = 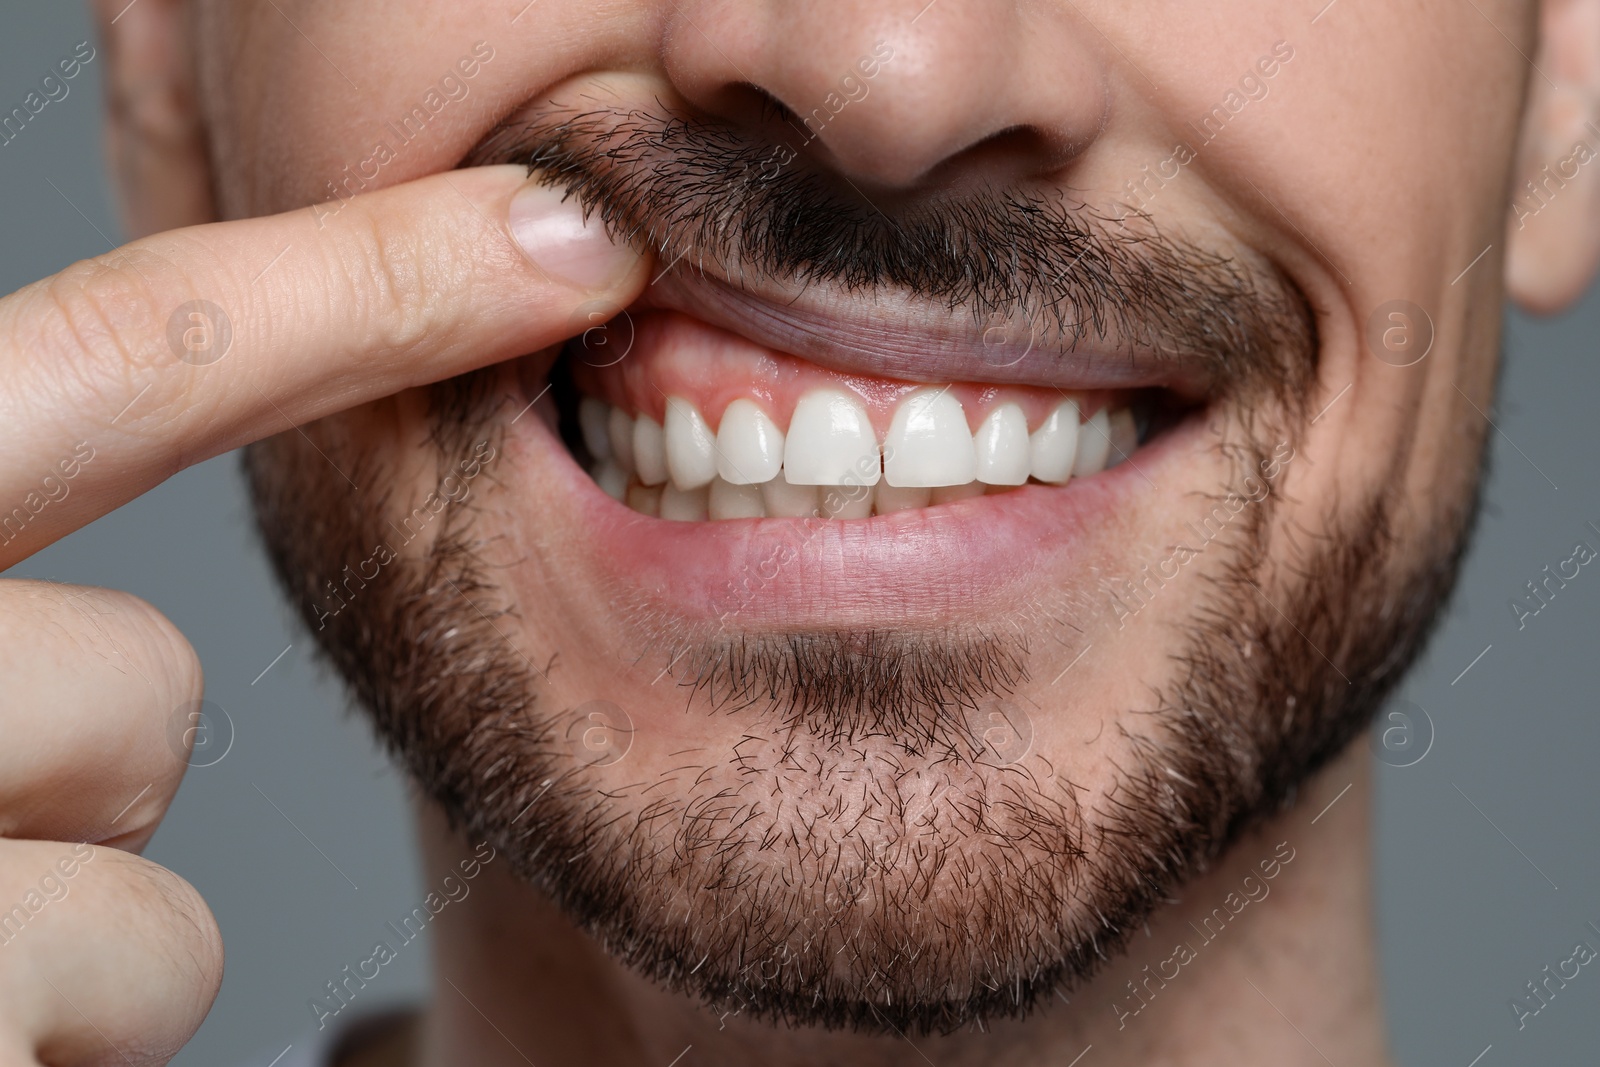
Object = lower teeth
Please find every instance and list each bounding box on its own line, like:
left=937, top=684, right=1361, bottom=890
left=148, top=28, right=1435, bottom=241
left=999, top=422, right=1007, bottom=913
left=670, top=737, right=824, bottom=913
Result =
left=593, top=454, right=1133, bottom=522
left=607, top=473, right=1008, bottom=521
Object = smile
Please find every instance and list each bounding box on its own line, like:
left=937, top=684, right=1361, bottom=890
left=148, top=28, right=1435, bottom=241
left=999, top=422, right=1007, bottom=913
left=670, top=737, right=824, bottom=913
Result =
left=513, top=310, right=1209, bottom=632
left=559, top=310, right=1147, bottom=521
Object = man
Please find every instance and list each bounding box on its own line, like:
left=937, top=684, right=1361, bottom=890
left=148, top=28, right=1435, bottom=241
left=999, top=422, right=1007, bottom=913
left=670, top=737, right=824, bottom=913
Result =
left=0, top=0, right=1594, bottom=1063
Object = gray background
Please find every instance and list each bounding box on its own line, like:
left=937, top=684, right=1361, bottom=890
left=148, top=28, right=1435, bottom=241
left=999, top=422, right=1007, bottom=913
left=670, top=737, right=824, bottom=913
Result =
left=2, top=5, right=1597, bottom=1065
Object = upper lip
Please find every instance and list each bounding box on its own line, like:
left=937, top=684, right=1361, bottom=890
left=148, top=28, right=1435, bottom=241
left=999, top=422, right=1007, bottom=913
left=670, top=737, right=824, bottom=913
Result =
left=635, top=269, right=1218, bottom=397
left=472, top=78, right=1301, bottom=403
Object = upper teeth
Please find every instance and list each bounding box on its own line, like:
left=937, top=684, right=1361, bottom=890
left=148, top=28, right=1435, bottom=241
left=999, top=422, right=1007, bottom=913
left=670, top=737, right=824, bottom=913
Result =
left=783, top=389, right=881, bottom=486
left=883, top=388, right=976, bottom=488
left=577, top=388, right=1137, bottom=521
left=663, top=397, right=718, bottom=490
left=1028, top=399, right=1079, bottom=485
left=631, top=414, right=668, bottom=487
left=715, top=399, right=783, bottom=485
left=973, top=403, right=1031, bottom=486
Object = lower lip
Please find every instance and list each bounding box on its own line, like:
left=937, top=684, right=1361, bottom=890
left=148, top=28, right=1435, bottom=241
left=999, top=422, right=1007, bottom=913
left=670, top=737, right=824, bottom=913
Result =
left=519, top=389, right=1203, bottom=630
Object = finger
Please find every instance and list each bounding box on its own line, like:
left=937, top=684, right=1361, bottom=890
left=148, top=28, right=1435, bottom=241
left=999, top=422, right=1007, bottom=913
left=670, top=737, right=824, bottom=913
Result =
left=0, top=581, right=200, bottom=851
left=0, top=841, right=222, bottom=1066
left=0, top=164, right=648, bottom=566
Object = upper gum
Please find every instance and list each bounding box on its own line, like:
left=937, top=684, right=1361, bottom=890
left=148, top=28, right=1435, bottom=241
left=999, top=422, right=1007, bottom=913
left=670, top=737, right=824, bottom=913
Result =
left=570, top=309, right=1124, bottom=435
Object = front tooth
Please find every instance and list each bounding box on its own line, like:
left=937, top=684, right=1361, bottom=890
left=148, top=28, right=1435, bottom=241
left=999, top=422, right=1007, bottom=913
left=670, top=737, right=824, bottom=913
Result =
left=782, top=388, right=881, bottom=486
left=579, top=398, right=612, bottom=462
left=1106, top=408, right=1138, bottom=469
left=973, top=403, right=1030, bottom=486
left=883, top=387, right=976, bottom=488
left=626, top=483, right=662, bottom=517
left=660, top=483, right=709, bottom=521
left=594, top=460, right=628, bottom=500
left=1030, top=399, right=1079, bottom=484
left=664, top=397, right=717, bottom=490
left=875, top=484, right=931, bottom=514
left=761, top=470, right=819, bottom=517
left=819, top=483, right=874, bottom=519
left=931, top=482, right=985, bottom=504
left=1073, top=408, right=1112, bottom=477
left=715, top=399, right=784, bottom=485
left=633, top=415, right=668, bottom=486
left=608, top=406, right=636, bottom=473
left=709, top=478, right=766, bottom=519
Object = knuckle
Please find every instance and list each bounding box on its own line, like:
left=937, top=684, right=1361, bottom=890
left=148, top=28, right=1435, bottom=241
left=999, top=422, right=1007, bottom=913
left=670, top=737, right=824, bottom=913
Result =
left=39, top=253, right=164, bottom=371
left=29, top=249, right=204, bottom=432
left=341, top=211, right=467, bottom=358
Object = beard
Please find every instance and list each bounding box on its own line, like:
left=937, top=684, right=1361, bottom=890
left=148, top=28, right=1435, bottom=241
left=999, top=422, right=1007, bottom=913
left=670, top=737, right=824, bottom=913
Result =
left=244, top=366, right=1480, bottom=1038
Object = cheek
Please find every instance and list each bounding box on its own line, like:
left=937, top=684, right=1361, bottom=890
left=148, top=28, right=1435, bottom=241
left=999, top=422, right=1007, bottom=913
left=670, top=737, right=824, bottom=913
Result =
left=200, top=0, right=614, bottom=216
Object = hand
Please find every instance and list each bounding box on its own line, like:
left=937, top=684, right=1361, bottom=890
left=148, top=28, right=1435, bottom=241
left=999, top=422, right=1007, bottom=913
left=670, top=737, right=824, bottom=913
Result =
left=0, top=165, right=646, bottom=1064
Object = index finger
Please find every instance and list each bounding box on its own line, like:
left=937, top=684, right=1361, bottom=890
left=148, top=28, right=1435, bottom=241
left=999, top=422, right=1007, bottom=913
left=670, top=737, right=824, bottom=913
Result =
left=0, top=164, right=646, bottom=567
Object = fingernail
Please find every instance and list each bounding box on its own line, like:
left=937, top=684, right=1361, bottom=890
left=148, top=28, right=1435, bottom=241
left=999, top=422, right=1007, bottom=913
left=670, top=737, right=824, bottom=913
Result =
left=509, top=181, right=638, bottom=290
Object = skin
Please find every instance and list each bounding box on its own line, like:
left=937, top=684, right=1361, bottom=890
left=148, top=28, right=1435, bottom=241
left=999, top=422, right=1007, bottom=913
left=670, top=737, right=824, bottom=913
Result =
left=0, top=0, right=1596, bottom=1064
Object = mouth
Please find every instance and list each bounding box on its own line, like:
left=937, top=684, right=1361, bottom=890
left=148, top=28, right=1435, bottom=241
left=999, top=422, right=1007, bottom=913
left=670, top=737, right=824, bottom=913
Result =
left=502, top=294, right=1213, bottom=633
left=543, top=308, right=1166, bottom=521
left=473, top=77, right=1307, bottom=631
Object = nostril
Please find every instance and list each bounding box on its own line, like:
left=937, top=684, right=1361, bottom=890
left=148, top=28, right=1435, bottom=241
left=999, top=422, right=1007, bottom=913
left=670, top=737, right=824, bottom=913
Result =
left=670, top=87, right=1067, bottom=195
left=685, top=81, right=806, bottom=143
left=958, top=123, right=1085, bottom=179
left=745, top=85, right=800, bottom=130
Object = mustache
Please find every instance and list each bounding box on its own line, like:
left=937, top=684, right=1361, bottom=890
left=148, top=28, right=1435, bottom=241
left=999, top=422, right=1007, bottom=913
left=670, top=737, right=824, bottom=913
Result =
left=470, top=103, right=1314, bottom=400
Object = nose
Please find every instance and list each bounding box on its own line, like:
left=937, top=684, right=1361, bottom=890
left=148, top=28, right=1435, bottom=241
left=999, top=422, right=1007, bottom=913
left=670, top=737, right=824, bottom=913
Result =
left=661, top=0, right=1110, bottom=189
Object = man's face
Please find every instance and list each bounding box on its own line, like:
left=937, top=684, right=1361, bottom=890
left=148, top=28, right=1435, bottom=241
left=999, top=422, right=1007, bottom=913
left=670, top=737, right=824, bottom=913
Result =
left=215, top=0, right=1517, bottom=1033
